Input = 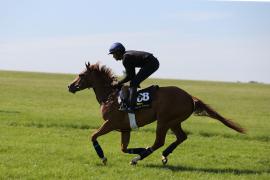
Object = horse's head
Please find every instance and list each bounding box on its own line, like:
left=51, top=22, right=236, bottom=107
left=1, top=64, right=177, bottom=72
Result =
left=68, top=62, right=94, bottom=94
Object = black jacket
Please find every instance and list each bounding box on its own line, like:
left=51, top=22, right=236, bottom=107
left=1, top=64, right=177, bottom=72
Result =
left=118, top=50, right=155, bottom=85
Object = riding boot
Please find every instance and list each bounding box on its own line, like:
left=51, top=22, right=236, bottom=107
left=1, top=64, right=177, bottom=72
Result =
left=118, top=87, right=129, bottom=111
left=128, top=87, right=137, bottom=113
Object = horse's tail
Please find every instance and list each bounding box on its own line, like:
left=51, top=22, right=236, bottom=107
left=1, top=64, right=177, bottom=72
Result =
left=192, top=96, right=245, bottom=134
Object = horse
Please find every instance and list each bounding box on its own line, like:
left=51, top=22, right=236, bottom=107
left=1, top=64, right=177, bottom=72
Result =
left=68, top=62, right=245, bottom=165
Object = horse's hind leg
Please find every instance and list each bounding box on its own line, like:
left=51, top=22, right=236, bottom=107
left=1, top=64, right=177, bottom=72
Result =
left=161, top=124, right=187, bottom=165
left=130, top=124, right=169, bottom=165
left=121, top=130, right=146, bottom=155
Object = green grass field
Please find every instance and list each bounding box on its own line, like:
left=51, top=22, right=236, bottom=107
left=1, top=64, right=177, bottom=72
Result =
left=0, top=70, right=269, bottom=179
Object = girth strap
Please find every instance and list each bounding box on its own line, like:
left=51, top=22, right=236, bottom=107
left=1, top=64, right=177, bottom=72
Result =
left=128, top=113, right=138, bottom=130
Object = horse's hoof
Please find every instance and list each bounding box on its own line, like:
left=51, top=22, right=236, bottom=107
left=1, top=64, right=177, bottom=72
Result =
left=162, top=156, right=168, bottom=165
left=130, top=160, right=137, bottom=166
left=130, top=156, right=140, bottom=165
left=102, top=157, right=107, bottom=165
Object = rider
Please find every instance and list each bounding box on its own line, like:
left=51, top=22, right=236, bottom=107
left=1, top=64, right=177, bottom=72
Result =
left=108, top=42, right=160, bottom=112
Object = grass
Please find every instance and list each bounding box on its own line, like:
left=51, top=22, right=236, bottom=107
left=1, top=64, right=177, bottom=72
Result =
left=0, top=70, right=270, bottom=179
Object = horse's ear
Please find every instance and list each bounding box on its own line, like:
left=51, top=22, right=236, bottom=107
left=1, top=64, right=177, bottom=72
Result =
left=85, top=62, right=91, bottom=71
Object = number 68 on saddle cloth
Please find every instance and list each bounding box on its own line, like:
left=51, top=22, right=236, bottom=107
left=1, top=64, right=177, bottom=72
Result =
left=118, top=85, right=159, bottom=110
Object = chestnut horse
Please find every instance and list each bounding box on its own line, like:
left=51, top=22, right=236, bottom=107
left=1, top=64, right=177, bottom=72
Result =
left=68, top=62, right=245, bottom=165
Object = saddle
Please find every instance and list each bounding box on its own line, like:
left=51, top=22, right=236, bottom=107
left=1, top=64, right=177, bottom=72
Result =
left=118, top=85, right=159, bottom=112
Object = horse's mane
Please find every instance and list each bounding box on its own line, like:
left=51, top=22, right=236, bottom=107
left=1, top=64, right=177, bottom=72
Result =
left=87, top=63, right=119, bottom=107
left=89, top=62, right=118, bottom=85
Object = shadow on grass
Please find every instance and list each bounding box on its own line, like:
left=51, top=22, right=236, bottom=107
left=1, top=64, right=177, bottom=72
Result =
left=145, top=164, right=270, bottom=175
left=0, top=110, right=20, bottom=114
left=198, top=132, right=270, bottom=143
left=7, top=121, right=98, bottom=130
left=139, top=129, right=269, bottom=142
left=6, top=122, right=269, bottom=142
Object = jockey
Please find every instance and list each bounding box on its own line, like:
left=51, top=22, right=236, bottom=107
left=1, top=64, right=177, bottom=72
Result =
left=109, top=42, right=160, bottom=112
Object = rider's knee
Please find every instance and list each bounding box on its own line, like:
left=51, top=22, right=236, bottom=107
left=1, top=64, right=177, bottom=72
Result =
left=130, top=80, right=139, bottom=88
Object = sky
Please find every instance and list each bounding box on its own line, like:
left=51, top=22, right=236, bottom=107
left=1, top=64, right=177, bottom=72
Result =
left=0, top=0, right=270, bottom=83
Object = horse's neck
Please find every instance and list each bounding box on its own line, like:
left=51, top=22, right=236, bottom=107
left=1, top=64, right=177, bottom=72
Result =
left=93, top=85, right=114, bottom=104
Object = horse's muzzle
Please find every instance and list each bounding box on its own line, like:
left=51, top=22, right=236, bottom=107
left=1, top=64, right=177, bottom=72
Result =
left=68, top=84, right=79, bottom=94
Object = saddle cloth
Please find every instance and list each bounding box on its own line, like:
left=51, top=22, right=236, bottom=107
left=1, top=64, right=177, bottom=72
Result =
left=118, top=85, right=159, bottom=111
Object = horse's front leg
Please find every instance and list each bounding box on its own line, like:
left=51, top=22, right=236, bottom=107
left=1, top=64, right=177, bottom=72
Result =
left=121, top=130, right=146, bottom=155
left=91, top=120, right=114, bottom=165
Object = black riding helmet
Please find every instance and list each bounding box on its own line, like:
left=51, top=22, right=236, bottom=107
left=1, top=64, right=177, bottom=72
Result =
left=108, top=42, right=125, bottom=54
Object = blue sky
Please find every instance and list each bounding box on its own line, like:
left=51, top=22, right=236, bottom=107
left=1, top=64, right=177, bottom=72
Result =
left=1, top=0, right=270, bottom=83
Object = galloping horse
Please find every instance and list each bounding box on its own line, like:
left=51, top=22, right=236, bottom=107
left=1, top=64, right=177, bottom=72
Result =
left=68, top=62, right=245, bottom=165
